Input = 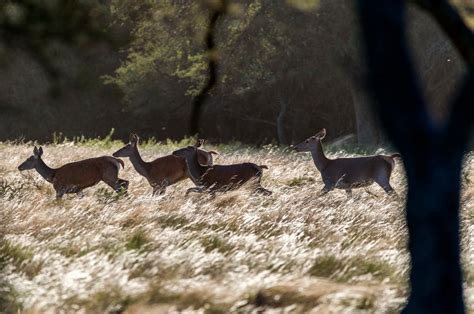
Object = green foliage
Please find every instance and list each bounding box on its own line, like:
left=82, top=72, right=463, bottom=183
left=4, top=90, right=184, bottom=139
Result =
left=64, top=286, right=133, bottom=314
left=156, top=213, right=190, bottom=229
left=286, top=0, right=320, bottom=11
left=0, top=239, right=33, bottom=271
left=285, top=176, right=316, bottom=187
left=125, top=229, right=151, bottom=251
left=200, top=234, right=234, bottom=254
left=308, top=254, right=396, bottom=283
left=0, top=280, right=22, bottom=314
left=0, top=239, right=43, bottom=281
left=53, top=129, right=122, bottom=148
left=104, top=0, right=294, bottom=112
left=0, top=239, right=27, bottom=312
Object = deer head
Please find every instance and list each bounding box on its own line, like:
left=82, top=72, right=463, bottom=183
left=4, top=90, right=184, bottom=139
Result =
left=292, top=128, right=326, bottom=152
left=172, top=145, right=196, bottom=160
left=18, top=146, right=43, bottom=171
left=113, top=133, right=140, bottom=157
left=194, top=138, right=204, bottom=148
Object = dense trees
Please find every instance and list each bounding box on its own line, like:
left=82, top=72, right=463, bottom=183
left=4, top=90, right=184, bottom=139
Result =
left=0, top=0, right=471, bottom=145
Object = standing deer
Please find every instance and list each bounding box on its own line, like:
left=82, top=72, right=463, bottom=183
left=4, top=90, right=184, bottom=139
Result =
left=18, top=146, right=128, bottom=199
left=292, top=128, right=400, bottom=195
left=112, top=134, right=218, bottom=195
left=172, top=143, right=272, bottom=196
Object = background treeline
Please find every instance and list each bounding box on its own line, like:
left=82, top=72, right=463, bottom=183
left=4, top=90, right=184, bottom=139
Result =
left=0, top=0, right=472, bottom=145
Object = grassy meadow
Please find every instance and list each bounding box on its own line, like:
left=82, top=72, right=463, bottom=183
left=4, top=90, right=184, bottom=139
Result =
left=0, top=137, right=473, bottom=313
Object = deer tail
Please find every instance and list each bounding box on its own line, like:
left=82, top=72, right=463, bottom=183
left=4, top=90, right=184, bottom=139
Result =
left=114, top=158, right=125, bottom=169
left=390, top=153, right=401, bottom=159
left=383, top=153, right=401, bottom=170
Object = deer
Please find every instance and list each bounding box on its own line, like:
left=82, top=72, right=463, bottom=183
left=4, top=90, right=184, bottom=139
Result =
left=292, top=128, right=400, bottom=195
left=112, top=134, right=218, bottom=195
left=172, top=143, right=272, bottom=196
left=18, top=146, right=129, bottom=199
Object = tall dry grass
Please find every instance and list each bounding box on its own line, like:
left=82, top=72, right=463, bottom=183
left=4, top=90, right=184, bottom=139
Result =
left=0, top=140, right=472, bottom=313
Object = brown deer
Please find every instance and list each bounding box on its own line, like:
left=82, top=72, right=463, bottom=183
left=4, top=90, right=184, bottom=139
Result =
left=112, top=134, right=218, bottom=195
left=18, top=146, right=129, bottom=199
left=172, top=143, right=272, bottom=196
left=292, top=128, right=400, bottom=195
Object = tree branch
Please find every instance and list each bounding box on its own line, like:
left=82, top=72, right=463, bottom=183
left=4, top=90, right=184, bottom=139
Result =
left=190, top=0, right=228, bottom=136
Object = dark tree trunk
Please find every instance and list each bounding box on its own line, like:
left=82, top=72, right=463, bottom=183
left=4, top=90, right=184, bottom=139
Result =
left=357, top=1, right=474, bottom=312
left=403, top=150, right=464, bottom=312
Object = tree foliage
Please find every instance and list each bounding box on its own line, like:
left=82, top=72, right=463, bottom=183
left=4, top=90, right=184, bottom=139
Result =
left=0, top=0, right=471, bottom=143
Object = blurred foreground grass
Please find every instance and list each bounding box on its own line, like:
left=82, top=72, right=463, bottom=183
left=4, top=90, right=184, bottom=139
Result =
left=0, top=136, right=473, bottom=313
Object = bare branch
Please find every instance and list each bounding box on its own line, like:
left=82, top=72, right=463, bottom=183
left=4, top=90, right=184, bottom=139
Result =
left=189, top=0, right=229, bottom=136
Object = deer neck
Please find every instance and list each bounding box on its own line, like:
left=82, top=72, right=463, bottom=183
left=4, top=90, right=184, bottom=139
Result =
left=35, top=158, right=56, bottom=183
left=184, top=150, right=207, bottom=184
left=310, top=140, right=330, bottom=172
left=128, top=147, right=149, bottom=177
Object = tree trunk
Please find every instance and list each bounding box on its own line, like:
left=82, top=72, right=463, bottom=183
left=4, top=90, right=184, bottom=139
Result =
left=356, top=1, right=472, bottom=312
left=352, top=85, right=379, bottom=148
left=403, top=153, right=464, bottom=313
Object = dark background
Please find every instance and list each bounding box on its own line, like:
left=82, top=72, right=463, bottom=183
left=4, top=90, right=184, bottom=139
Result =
left=0, top=0, right=470, bottom=146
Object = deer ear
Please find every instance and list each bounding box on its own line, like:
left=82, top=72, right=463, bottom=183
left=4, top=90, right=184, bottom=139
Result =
left=38, top=147, right=43, bottom=157
left=195, top=139, right=204, bottom=148
left=130, top=133, right=138, bottom=145
left=33, top=146, right=39, bottom=156
left=319, top=128, right=327, bottom=139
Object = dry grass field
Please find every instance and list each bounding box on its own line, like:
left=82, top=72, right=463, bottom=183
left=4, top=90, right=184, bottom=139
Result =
left=0, top=138, right=473, bottom=313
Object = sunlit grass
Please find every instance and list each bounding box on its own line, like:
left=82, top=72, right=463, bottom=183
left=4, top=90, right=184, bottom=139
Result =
left=0, top=140, right=472, bottom=312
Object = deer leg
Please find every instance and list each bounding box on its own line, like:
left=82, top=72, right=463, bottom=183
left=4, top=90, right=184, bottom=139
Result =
left=248, top=177, right=272, bottom=196
left=152, top=180, right=168, bottom=196
left=152, top=185, right=165, bottom=196
left=374, top=169, right=396, bottom=195
left=103, top=177, right=127, bottom=194
left=55, top=188, right=65, bottom=199
left=102, top=166, right=126, bottom=193
left=381, top=184, right=399, bottom=197
left=364, top=188, right=379, bottom=197
left=255, top=187, right=272, bottom=196
left=114, top=179, right=129, bottom=194
left=319, top=185, right=333, bottom=196
left=335, top=174, right=348, bottom=189
left=186, top=187, right=205, bottom=196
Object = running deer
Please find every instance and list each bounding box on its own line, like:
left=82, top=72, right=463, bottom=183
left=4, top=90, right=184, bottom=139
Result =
left=18, top=146, right=129, bottom=199
left=292, top=128, right=400, bottom=195
left=112, top=134, right=218, bottom=195
left=172, top=143, right=272, bottom=196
